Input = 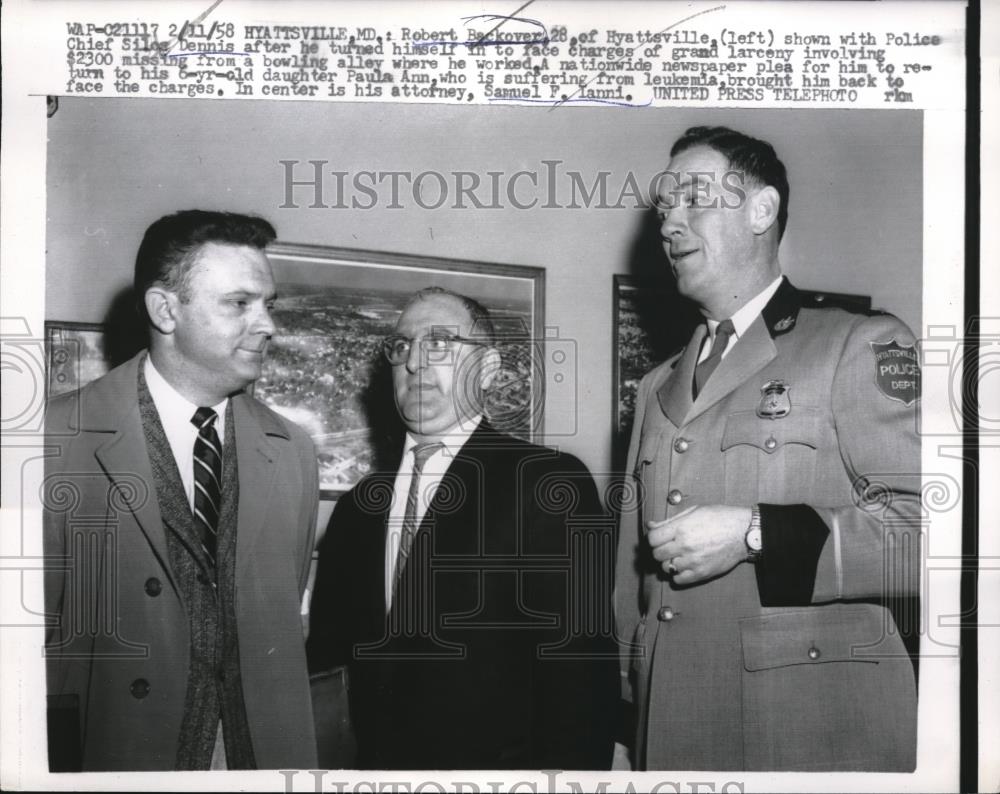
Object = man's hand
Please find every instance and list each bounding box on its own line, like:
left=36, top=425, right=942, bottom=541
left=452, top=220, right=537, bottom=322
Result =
left=647, top=505, right=752, bottom=585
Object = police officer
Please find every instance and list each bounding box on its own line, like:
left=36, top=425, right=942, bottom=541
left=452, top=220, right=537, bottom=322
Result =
left=614, top=126, right=921, bottom=771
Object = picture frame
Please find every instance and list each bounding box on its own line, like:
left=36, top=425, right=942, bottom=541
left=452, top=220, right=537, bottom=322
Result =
left=258, top=242, right=545, bottom=498
left=45, top=321, right=112, bottom=399
left=612, top=276, right=873, bottom=468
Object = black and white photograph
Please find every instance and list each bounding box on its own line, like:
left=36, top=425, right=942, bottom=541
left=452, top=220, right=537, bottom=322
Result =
left=0, top=1, right=987, bottom=792
left=256, top=243, right=542, bottom=494
left=44, top=321, right=112, bottom=398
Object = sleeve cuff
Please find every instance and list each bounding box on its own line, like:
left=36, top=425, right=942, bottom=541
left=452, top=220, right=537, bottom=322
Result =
left=755, top=503, right=829, bottom=606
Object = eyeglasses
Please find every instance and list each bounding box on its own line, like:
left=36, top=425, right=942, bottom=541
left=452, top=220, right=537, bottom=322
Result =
left=382, top=332, right=490, bottom=366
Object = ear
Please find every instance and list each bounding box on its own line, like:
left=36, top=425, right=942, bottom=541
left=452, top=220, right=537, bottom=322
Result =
left=477, top=346, right=503, bottom=391
left=144, top=287, right=179, bottom=335
left=749, top=185, right=781, bottom=235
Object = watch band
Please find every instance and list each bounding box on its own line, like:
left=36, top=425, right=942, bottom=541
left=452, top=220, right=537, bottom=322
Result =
left=745, top=505, right=763, bottom=563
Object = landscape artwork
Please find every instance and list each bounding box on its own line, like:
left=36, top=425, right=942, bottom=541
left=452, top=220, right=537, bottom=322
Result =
left=45, top=322, right=112, bottom=399
left=256, top=244, right=544, bottom=495
left=613, top=277, right=674, bottom=463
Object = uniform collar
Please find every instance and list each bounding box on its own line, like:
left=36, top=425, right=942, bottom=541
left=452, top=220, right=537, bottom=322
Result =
left=706, top=275, right=784, bottom=344
left=760, top=276, right=803, bottom=338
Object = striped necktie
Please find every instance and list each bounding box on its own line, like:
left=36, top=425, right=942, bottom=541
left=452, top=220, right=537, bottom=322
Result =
left=393, top=441, right=445, bottom=598
left=191, top=407, right=222, bottom=568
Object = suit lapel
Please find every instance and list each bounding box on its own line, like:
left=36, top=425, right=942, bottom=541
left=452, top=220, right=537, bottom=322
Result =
left=372, top=477, right=393, bottom=616
left=390, top=424, right=492, bottom=608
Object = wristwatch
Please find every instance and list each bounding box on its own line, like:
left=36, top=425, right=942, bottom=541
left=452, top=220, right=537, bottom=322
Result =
left=745, top=505, right=763, bottom=563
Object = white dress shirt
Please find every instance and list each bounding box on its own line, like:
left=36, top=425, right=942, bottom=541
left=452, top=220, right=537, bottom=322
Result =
left=697, top=275, right=784, bottom=364
left=384, top=416, right=482, bottom=610
left=143, top=356, right=228, bottom=511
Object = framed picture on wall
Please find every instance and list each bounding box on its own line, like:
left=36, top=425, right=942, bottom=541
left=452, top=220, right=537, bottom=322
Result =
left=257, top=243, right=545, bottom=498
left=45, top=321, right=113, bottom=399
left=612, top=276, right=872, bottom=468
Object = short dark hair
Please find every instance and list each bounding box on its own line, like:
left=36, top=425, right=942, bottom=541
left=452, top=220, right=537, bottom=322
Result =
left=407, top=286, right=497, bottom=345
left=671, top=126, right=790, bottom=239
left=134, top=210, right=276, bottom=309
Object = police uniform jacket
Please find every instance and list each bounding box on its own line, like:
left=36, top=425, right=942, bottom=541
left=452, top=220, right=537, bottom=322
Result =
left=614, top=278, right=921, bottom=771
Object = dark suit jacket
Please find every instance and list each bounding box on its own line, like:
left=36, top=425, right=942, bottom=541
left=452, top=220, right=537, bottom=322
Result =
left=43, top=353, right=319, bottom=770
left=308, top=423, right=618, bottom=770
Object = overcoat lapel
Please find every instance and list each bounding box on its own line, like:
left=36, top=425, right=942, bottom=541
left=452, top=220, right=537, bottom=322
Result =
left=232, top=394, right=285, bottom=560
left=78, top=354, right=174, bottom=588
left=92, top=401, right=174, bottom=581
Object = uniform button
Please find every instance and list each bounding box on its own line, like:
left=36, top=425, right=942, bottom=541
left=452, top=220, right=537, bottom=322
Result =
left=667, top=489, right=683, bottom=505
left=673, top=438, right=689, bottom=453
left=764, top=437, right=777, bottom=451
left=657, top=606, right=675, bottom=622
left=807, top=646, right=821, bottom=660
left=130, top=678, right=150, bottom=699
left=144, top=577, right=162, bottom=597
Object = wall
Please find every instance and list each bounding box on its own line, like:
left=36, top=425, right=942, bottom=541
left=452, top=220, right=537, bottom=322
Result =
left=47, top=98, right=922, bottom=480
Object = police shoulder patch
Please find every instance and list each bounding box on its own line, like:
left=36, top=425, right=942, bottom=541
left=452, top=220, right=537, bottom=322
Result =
left=870, top=338, right=920, bottom=405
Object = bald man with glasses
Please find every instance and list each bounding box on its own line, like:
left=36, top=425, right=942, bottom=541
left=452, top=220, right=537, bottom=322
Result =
left=307, top=287, right=618, bottom=770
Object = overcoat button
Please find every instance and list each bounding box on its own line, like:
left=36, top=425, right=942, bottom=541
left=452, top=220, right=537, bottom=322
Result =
left=657, top=606, right=675, bottom=622
left=674, top=438, right=690, bottom=453
left=808, top=646, right=821, bottom=660
left=130, top=679, right=150, bottom=699
left=144, top=577, right=162, bottom=597
left=667, top=489, right=683, bottom=505
left=764, top=437, right=778, bottom=451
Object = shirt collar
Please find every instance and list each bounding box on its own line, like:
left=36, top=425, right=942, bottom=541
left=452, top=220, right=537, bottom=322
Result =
left=706, top=275, right=784, bottom=342
left=144, top=355, right=228, bottom=436
left=403, top=415, right=483, bottom=463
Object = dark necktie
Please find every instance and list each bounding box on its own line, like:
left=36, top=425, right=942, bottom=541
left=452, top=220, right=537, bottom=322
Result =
left=693, top=319, right=735, bottom=398
left=191, top=407, right=222, bottom=568
left=393, top=441, right=445, bottom=598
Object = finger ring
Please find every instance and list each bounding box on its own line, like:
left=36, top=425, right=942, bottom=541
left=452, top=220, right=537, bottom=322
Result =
left=666, top=559, right=678, bottom=576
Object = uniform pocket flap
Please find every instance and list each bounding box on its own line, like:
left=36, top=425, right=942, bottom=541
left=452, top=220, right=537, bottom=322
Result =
left=633, top=433, right=660, bottom=473
left=722, top=409, right=823, bottom=453
left=740, top=607, right=881, bottom=671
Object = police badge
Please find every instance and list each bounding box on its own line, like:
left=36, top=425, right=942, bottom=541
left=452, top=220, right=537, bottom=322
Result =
left=756, top=380, right=791, bottom=418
